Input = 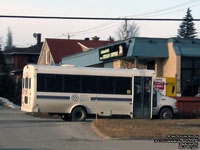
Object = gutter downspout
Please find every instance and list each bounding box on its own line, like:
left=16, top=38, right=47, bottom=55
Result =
left=135, top=56, right=139, bottom=68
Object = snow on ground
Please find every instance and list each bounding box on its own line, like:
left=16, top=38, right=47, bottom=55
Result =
left=0, top=97, right=20, bottom=109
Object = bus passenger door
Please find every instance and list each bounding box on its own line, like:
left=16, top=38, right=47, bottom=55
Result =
left=133, top=77, right=152, bottom=119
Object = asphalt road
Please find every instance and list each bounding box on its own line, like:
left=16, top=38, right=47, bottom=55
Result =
left=0, top=109, right=181, bottom=150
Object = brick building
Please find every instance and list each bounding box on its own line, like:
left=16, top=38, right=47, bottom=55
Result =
left=3, top=43, right=43, bottom=75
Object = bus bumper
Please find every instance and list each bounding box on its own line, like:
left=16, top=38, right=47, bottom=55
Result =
left=21, top=106, right=38, bottom=112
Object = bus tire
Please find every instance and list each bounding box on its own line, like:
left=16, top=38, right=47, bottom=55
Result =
left=71, top=107, right=87, bottom=121
left=159, top=108, right=173, bottom=119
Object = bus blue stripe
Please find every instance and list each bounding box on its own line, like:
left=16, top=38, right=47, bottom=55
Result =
left=37, top=95, right=131, bottom=101
left=37, top=95, right=70, bottom=100
left=91, top=97, right=132, bottom=102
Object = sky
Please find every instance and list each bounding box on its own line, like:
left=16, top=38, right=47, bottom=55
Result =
left=0, top=0, right=200, bottom=48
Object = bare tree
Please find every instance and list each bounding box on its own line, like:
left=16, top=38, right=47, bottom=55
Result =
left=107, top=36, right=115, bottom=41
left=116, top=21, right=140, bottom=40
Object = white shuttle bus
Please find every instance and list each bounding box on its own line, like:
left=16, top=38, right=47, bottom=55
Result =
left=21, top=65, right=178, bottom=121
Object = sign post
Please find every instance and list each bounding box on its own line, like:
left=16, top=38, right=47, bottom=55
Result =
left=95, top=97, right=98, bottom=124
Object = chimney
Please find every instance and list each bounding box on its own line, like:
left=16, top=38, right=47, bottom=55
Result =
left=85, top=37, right=90, bottom=40
left=37, top=33, right=41, bottom=45
left=92, top=36, right=100, bottom=41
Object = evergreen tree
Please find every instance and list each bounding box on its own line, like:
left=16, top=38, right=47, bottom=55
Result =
left=5, top=27, right=13, bottom=50
left=177, top=8, right=197, bottom=38
left=0, top=38, right=1, bottom=51
left=0, top=52, right=18, bottom=103
left=0, top=52, right=9, bottom=98
left=0, top=52, right=6, bottom=72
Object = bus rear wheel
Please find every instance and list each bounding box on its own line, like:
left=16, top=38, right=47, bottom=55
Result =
left=71, top=107, right=87, bottom=121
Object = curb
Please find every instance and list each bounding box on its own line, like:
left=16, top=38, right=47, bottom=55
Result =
left=91, top=121, right=111, bottom=140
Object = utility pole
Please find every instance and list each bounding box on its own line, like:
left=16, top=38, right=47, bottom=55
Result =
left=123, top=20, right=128, bottom=40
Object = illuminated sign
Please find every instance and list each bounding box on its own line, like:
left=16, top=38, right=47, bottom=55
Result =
left=99, top=43, right=128, bottom=61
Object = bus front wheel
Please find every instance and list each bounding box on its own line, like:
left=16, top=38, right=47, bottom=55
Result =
left=159, top=108, right=173, bottom=119
left=71, top=107, right=87, bottom=121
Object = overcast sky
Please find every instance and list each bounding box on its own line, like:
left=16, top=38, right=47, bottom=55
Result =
left=0, top=0, right=200, bottom=48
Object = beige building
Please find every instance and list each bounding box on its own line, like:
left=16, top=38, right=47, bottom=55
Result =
left=62, top=37, right=200, bottom=97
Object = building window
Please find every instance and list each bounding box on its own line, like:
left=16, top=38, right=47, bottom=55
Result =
left=147, top=61, right=155, bottom=70
left=46, top=50, right=50, bottom=64
left=181, top=57, right=200, bottom=96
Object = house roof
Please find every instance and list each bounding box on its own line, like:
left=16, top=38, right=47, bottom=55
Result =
left=61, top=39, right=125, bottom=66
left=3, top=43, right=43, bottom=55
left=61, top=47, right=100, bottom=67
left=127, top=37, right=169, bottom=58
left=169, top=38, right=200, bottom=57
left=46, top=38, right=113, bottom=63
left=62, top=37, right=169, bottom=66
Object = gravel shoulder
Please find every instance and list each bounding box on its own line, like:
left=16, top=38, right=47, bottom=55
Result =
left=92, top=119, right=200, bottom=139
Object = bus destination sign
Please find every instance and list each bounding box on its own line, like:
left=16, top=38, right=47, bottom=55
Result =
left=99, top=43, right=128, bottom=61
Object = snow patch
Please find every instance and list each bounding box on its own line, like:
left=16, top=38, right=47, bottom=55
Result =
left=0, top=97, right=20, bottom=109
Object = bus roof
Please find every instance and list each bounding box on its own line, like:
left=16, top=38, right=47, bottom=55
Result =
left=24, top=64, right=156, bottom=77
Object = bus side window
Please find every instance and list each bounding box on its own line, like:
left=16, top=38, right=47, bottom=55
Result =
left=81, top=75, right=97, bottom=93
left=115, top=77, right=132, bottom=95
left=37, top=74, right=46, bottom=92
left=98, top=76, right=114, bottom=94
left=64, top=75, right=81, bottom=93
left=45, top=74, right=63, bottom=92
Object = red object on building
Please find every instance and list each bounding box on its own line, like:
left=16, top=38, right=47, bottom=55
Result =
left=154, top=81, right=165, bottom=90
left=173, top=97, right=200, bottom=118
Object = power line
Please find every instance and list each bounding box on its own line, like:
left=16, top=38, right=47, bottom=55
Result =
left=64, top=0, right=200, bottom=37
left=59, top=21, right=121, bottom=39
left=1, top=0, right=200, bottom=40
left=59, top=0, right=200, bottom=38
left=67, top=21, right=119, bottom=35
left=139, top=2, right=200, bottom=18
left=75, top=22, right=121, bottom=35
left=125, top=0, right=200, bottom=17
left=0, top=15, right=200, bottom=21
left=56, top=21, right=120, bottom=38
